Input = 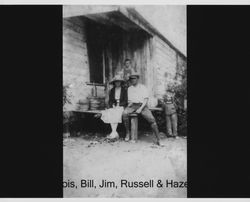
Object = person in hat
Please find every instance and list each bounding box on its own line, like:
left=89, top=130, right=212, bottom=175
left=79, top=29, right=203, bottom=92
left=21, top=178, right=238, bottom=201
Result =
left=162, top=87, right=179, bottom=138
left=96, top=75, right=128, bottom=139
left=122, top=71, right=161, bottom=145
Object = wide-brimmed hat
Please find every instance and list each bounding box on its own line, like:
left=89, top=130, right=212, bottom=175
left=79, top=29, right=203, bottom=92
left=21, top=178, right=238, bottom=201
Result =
left=129, top=71, right=140, bottom=79
left=109, top=74, right=125, bottom=84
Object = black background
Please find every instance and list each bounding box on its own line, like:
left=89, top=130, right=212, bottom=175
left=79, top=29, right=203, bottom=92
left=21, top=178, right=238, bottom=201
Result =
left=0, top=5, right=249, bottom=198
left=187, top=6, right=250, bottom=197
left=0, top=6, right=62, bottom=197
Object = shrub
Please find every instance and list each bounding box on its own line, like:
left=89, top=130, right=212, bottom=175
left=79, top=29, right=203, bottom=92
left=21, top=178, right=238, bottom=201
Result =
left=63, top=84, right=71, bottom=107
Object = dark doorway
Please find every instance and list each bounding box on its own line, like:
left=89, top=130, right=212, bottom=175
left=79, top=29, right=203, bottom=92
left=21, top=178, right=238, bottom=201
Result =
left=86, top=18, right=126, bottom=84
left=86, top=20, right=106, bottom=84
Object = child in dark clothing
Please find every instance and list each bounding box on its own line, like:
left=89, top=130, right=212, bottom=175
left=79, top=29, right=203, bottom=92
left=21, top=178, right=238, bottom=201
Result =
left=163, top=89, right=178, bottom=138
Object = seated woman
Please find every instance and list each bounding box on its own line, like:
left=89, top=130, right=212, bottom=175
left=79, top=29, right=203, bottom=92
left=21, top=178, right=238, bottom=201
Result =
left=96, top=75, right=127, bottom=139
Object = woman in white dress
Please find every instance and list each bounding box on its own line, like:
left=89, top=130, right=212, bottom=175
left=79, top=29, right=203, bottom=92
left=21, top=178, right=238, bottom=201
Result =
left=97, top=75, right=128, bottom=139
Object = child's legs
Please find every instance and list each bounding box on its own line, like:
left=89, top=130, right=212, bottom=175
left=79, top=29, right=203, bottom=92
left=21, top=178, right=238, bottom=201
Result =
left=166, top=115, right=172, bottom=135
left=171, top=113, right=178, bottom=136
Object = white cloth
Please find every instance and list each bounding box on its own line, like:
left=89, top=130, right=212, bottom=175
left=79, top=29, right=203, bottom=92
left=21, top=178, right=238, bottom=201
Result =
left=115, top=87, right=121, bottom=100
left=128, top=83, right=149, bottom=103
left=100, top=106, right=124, bottom=124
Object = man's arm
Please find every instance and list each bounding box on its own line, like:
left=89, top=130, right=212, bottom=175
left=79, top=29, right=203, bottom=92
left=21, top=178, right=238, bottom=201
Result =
left=127, top=87, right=133, bottom=107
left=136, top=98, right=148, bottom=114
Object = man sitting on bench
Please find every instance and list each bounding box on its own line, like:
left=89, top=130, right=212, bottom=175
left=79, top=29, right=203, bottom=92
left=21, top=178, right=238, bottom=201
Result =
left=122, top=71, right=161, bottom=145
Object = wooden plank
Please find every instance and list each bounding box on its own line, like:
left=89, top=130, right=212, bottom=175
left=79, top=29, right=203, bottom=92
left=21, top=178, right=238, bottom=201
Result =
left=63, top=5, right=119, bottom=18
left=155, top=36, right=176, bottom=56
left=155, top=52, right=175, bottom=65
left=71, top=107, right=162, bottom=113
left=72, top=109, right=101, bottom=113
left=155, top=44, right=176, bottom=61
left=130, top=113, right=138, bottom=141
left=154, top=52, right=176, bottom=66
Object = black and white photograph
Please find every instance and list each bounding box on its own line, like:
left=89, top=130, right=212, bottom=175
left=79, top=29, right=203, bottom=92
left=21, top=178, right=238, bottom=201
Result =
left=1, top=1, right=250, bottom=200
left=63, top=5, right=187, bottom=197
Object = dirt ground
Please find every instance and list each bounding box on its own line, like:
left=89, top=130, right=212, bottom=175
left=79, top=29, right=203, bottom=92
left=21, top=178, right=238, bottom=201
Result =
left=63, top=132, right=187, bottom=198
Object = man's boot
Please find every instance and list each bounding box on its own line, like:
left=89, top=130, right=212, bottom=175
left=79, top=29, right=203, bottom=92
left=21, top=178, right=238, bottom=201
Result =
left=151, top=123, right=160, bottom=145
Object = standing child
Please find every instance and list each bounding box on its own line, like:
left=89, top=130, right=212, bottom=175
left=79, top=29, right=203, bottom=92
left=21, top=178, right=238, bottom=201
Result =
left=116, top=58, right=135, bottom=89
left=163, top=89, right=179, bottom=138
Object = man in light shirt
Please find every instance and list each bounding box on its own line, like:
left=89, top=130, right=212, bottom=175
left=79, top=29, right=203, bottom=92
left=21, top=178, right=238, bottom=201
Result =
left=122, top=72, right=161, bottom=145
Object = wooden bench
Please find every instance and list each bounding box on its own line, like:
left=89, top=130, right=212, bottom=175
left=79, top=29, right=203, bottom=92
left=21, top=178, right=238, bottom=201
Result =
left=130, top=113, right=138, bottom=141
left=129, top=107, right=163, bottom=141
left=64, top=107, right=163, bottom=137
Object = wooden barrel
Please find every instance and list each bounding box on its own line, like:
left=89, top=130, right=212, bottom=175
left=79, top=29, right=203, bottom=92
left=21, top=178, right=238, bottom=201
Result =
left=88, top=97, right=105, bottom=110
left=77, top=99, right=89, bottom=111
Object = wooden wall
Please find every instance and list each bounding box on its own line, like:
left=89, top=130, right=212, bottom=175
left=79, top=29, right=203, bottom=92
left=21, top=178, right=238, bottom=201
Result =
left=63, top=16, right=153, bottom=111
left=63, top=17, right=105, bottom=111
left=63, top=15, right=186, bottom=110
left=85, top=18, right=154, bottom=92
left=152, top=36, right=178, bottom=99
left=107, top=29, right=152, bottom=84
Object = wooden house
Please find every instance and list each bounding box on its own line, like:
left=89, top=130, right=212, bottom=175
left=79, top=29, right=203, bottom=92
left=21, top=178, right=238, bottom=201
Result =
left=63, top=5, right=186, bottom=111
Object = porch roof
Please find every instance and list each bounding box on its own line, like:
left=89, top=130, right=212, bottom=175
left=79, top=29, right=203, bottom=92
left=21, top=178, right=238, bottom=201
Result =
left=63, top=5, right=186, bottom=58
